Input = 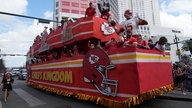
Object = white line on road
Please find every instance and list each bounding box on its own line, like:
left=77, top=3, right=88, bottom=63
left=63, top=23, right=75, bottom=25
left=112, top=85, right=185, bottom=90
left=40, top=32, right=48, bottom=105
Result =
left=13, top=88, right=46, bottom=107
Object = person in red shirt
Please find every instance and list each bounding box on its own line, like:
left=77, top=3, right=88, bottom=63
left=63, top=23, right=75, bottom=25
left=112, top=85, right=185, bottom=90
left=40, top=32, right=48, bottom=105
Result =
left=85, top=2, right=96, bottom=18
left=105, top=38, right=118, bottom=51
left=136, top=35, right=149, bottom=49
left=123, top=37, right=137, bottom=48
left=60, top=46, right=68, bottom=58
left=72, top=45, right=80, bottom=57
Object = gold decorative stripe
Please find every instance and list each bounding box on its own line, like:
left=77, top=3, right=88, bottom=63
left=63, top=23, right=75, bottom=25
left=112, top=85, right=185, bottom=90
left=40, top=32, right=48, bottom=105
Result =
left=31, top=52, right=171, bottom=70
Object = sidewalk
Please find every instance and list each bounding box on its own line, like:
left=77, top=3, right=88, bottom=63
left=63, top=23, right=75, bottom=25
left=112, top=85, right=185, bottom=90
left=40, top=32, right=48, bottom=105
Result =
left=157, top=90, right=192, bottom=101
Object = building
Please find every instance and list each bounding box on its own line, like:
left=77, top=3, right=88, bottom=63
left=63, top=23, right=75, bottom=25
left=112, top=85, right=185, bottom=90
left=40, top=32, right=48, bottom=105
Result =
left=53, top=0, right=97, bottom=28
left=128, top=0, right=161, bottom=26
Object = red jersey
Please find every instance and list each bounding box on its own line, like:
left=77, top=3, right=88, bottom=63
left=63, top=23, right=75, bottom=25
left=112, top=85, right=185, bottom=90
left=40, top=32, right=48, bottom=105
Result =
left=85, top=7, right=96, bottom=17
left=106, top=43, right=118, bottom=51
left=73, top=49, right=80, bottom=56
left=127, top=37, right=137, bottom=44
left=137, top=40, right=147, bottom=46
left=100, top=13, right=111, bottom=20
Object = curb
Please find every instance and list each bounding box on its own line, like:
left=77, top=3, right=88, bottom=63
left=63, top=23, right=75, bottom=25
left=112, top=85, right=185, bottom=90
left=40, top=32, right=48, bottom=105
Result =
left=156, top=95, right=192, bottom=102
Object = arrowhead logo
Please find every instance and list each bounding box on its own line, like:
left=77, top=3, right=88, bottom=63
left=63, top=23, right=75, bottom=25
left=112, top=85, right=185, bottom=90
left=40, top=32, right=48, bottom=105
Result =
left=101, top=22, right=115, bottom=35
left=89, top=54, right=99, bottom=64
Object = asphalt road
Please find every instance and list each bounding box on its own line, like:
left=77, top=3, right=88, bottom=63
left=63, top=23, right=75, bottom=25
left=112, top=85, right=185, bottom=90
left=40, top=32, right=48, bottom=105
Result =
left=0, top=77, right=104, bottom=108
left=0, top=76, right=192, bottom=108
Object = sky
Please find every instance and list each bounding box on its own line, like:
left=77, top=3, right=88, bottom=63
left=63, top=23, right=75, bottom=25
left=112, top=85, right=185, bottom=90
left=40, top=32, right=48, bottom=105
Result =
left=0, top=0, right=192, bottom=67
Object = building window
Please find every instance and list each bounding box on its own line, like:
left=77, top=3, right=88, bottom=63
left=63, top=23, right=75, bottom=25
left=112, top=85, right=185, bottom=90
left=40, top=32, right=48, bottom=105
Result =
left=72, top=10, right=79, bottom=14
left=55, top=9, right=58, bottom=15
left=81, top=3, right=88, bottom=8
left=72, top=2, right=79, bottom=7
left=90, top=0, right=96, bottom=3
left=81, top=0, right=88, bottom=1
left=56, top=1, right=59, bottom=7
left=62, top=1, right=70, bottom=6
left=62, top=9, right=70, bottom=13
left=81, top=11, right=85, bottom=14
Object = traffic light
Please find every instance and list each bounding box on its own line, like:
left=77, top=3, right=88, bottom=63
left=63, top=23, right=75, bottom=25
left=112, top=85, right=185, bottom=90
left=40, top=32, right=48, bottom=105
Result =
left=176, top=49, right=181, bottom=55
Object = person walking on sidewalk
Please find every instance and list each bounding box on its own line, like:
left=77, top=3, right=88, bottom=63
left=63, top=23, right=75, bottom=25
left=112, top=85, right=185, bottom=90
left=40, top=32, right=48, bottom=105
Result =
left=173, top=64, right=186, bottom=95
left=1, top=72, right=14, bottom=102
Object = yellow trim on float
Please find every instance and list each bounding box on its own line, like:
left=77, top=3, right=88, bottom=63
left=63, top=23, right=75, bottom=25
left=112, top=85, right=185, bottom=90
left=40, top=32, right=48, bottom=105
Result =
left=31, top=52, right=171, bottom=70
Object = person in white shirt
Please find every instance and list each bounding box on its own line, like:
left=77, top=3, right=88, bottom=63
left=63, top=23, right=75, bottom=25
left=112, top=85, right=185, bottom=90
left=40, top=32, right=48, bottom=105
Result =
left=153, top=36, right=168, bottom=56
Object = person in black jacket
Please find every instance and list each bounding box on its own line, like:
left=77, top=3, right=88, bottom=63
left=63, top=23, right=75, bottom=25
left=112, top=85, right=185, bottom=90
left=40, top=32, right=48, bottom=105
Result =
left=1, top=72, right=14, bottom=102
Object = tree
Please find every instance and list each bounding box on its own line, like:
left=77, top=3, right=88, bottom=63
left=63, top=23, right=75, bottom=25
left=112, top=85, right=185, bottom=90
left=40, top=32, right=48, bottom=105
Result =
left=181, top=39, right=192, bottom=54
left=0, top=59, right=6, bottom=73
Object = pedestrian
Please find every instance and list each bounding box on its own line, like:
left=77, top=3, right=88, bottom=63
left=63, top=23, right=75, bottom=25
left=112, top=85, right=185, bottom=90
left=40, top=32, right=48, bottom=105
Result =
left=173, top=64, right=186, bottom=95
left=1, top=72, right=14, bottom=102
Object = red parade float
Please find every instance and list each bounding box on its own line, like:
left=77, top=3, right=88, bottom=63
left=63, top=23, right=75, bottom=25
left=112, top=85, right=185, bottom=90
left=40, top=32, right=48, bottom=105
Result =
left=26, top=16, right=173, bottom=108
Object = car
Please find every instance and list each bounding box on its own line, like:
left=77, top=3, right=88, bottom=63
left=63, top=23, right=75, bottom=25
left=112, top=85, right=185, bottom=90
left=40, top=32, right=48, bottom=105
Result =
left=9, top=70, right=17, bottom=77
left=12, top=69, right=20, bottom=76
left=18, top=69, right=28, bottom=80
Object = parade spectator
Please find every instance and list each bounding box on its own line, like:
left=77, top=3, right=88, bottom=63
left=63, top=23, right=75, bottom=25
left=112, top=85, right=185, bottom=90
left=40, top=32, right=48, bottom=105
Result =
left=1, top=72, right=14, bottom=102
left=186, top=65, right=192, bottom=91
left=85, top=2, right=96, bottom=18
left=173, top=64, right=186, bottom=95
left=153, top=36, right=168, bottom=56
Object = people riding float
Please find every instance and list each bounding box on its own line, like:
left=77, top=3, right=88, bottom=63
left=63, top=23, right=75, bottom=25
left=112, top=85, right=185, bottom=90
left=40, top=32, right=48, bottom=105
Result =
left=136, top=34, right=150, bottom=49
left=85, top=2, right=96, bottom=18
left=116, top=9, right=148, bottom=47
left=97, top=0, right=116, bottom=27
left=152, top=36, right=168, bottom=56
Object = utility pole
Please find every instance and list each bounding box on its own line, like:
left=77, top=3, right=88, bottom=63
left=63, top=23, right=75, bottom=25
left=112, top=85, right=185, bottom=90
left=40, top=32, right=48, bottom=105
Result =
left=172, top=30, right=181, bottom=61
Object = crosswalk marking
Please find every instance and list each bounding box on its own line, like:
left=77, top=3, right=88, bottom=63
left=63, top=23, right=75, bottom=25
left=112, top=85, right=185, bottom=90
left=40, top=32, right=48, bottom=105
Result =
left=13, top=88, right=46, bottom=107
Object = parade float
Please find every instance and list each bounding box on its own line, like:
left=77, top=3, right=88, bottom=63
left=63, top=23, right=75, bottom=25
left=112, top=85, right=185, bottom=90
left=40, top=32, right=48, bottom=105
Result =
left=26, top=16, right=174, bottom=108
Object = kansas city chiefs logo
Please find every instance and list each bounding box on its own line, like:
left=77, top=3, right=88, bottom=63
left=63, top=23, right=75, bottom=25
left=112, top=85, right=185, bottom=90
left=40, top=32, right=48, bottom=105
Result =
left=89, top=54, right=99, bottom=64
left=101, top=22, right=115, bottom=35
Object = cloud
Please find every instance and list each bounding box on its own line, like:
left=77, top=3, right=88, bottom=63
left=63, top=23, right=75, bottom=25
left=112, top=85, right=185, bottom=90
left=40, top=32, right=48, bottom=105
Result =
left=44, top=11, right=53, bottom=19
left=0, top=0, right=28, bottom=14
left=0, top=19, right=48, bottom=67
left=160, top=0, right=192, bottom=14
left=0, top=0, right=53, bottom=67
left=160, top=0, right=192, bottom=36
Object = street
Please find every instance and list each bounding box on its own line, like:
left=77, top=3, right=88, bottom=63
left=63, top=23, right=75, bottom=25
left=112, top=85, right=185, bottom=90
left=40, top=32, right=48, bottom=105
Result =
left=0, top=77, right=104, bottom=108
left=0, top=76, right=192, bottom=108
